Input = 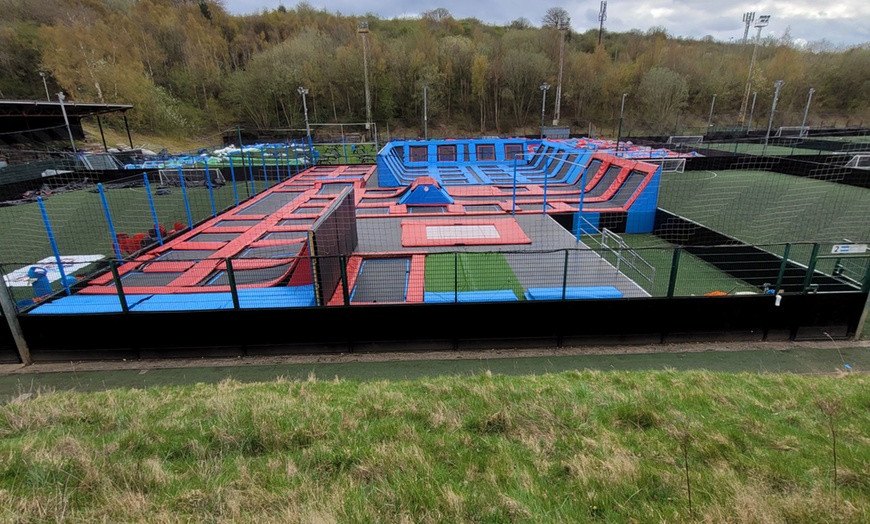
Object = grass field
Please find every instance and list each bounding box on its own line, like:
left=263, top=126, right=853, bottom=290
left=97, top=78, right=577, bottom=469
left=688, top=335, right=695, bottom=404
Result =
left=700, top=142, right=827, bottom=156
left=0, top=370, right=867, bottom=522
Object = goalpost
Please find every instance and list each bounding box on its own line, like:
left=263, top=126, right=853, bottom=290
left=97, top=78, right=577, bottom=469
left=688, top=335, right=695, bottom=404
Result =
left=774, top=126, right=810, bottom=138
left=666, top=135, right=704, bottom=145
left=844, top=154, right=870, bottom=170
left=639, top=157, right=686, bottom=173
left=158, top=168, right=226, bottom=188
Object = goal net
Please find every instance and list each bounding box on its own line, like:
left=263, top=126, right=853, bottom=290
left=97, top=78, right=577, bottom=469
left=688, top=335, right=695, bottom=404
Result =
left=844, top=154, right=870, bottom=170
left=666, top=135, right=703, bottom=145
left=774, top=126, right=809, bottom=138
left=640, top=157, right=686, bottom=173
left=159, top=168, right=226, bottom=188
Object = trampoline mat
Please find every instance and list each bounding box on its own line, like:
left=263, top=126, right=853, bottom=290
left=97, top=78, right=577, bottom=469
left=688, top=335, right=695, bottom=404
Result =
left=319, top=183, right=354, bottom=195
left=215, top=220, right=258, bottom=227
left=241, top=244, right=303, bottom=258
left=351, top=258, right=409, bottom=303
left=264, top=232, right=308, bottom=240
left=237, top=192, right=302, bottom=215
left=205, top=263, right=294, bottom=286
left=156, top=249, right=216, bottom=261
left=189, top=233, right=242, bottom=242
left=117, top=272, right=183, bottom=287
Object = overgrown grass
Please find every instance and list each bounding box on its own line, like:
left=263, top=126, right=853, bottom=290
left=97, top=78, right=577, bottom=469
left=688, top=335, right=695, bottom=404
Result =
left=0, top=370, right=867, bottom=523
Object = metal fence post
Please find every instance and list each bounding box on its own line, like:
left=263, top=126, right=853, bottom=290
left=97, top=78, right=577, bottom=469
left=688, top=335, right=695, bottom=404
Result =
left=228, top=154, right=240, bottom=206
left=36, top=196, right=71, bottom=295
left=142, top=174, right=164, bottom=246
left=177, top=166, right=194, bottom=229
left=226, top=257, right=240, bottom=310
left=454, top=252, right=459, bottom=303
left=562, top=249, right=570, bottom=300
left=667, top=248, right=682, bottom=298
left=774, top=243, right=792, bottom=294
left=204, top=158, right=217, bottom=217
left=109, top=260, right=129, bottom=313
left=802, top=243, right=821, bottom=293
left=98, top=183, right=123, bottom=260
left=339, top=255, right=350, bottom=305
left=0, top=264, right=32, bottom=365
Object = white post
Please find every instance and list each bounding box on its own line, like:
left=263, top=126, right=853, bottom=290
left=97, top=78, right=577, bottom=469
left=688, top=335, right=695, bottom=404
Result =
left=801, top=87, right=816, bottom=132
left=539, top=82, right=550, bottom=139
left=358, top=22, right=373, bottom=138
left=763, top=80, right=785, bottom=155
left=423, top=85, right=428, bottom=140
left=553, top=22, right=568, bottom=126
left=707, top=94, right=717, bottom=131
left=57, top=92, right=77, bottom=153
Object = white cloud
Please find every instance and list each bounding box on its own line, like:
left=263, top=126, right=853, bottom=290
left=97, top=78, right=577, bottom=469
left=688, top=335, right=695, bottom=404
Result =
left=223, top=1, right=870, bottom=46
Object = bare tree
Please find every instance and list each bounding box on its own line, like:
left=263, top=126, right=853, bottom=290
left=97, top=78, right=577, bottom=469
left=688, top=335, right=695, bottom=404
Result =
left=509, top=17, right=532, bottom=30
left=542, top=7, right=570, bottom=29
left=422, top=8, right=452, bottom=22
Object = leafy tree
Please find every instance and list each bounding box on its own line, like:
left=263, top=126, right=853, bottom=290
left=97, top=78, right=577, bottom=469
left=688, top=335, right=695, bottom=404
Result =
left=638, top=67, right=688, bottom=131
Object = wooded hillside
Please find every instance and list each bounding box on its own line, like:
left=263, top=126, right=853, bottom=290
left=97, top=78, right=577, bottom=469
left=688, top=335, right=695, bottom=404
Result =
left=1, top=0, right=868, bottom=138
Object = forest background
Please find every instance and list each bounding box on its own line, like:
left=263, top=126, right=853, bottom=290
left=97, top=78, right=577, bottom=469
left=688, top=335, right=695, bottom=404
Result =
left=1, top=0, right=869, bottom=143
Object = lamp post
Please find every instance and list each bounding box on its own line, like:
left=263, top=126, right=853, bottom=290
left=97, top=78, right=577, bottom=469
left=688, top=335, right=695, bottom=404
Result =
left=707, top=94, right=717, bottom=132
left=57, top=92, right=76, bottom=153
left=38, top=72, right=50, bottom=101
left=747, top=91, right=758, bottom=134
left=298, top=86, right=312, bottom=161
left=800, top=87, right=816, bottom=133
left=738, top=14, right=770, bottom=127
left=616, top=93, right=627, bottom=156
left=423, top=85, right=428, bottom=140
left=763, top=80, right=784, bottom=156
left=358, top=21, right=372, bottom=138
left=553, top=20, right=569, bottom=126
left=539, top=82, right=550, bottom=139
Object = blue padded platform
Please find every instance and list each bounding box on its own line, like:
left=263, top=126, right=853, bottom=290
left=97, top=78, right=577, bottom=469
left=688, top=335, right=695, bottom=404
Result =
left=524, top=286, right=623, bottom=300
left=27, top=285, right=317, bottom=314
left=424, top=290, right=519, bottom=303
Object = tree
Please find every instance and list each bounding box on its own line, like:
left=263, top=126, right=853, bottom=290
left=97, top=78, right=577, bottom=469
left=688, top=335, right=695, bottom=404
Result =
left=542, top=7, right=570, bottom=29
left=509, top=17, right=532, bottom=30
left=422, top=8, right=452, bottom=22
left=638, top=67, right=688, bottom=131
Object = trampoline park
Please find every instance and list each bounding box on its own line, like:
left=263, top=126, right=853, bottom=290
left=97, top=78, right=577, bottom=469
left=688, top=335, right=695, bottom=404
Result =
left=4, top=133, right=869, bottom=361
left=24, top=138, right=662, bottom=313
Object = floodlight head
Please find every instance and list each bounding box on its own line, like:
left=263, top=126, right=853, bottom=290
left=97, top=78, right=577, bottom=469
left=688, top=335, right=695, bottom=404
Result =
left=297, top=86, right=308, bottom=95
left=743, top=12, right=755, bottom=23
left=38, top=71, right=46, bottom=78
left=756, top=14, right=770, bottom=28
left=357, top=20, right=369, bottom=33
left=57, top=92, right=65, bottom=101
left=540, top=82, right=550, bottom=91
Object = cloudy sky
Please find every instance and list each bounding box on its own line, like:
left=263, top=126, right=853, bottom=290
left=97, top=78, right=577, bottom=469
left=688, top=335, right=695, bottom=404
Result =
left=221, top=1, right=870, bottom=47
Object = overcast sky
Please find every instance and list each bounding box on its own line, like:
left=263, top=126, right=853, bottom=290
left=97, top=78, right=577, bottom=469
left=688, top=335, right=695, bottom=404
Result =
left=221, top=1, right=870, bottom=48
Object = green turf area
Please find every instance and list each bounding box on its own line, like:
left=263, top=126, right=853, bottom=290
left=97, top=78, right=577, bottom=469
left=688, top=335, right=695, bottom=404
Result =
left=659, top=169, right=870, bottom=245
left=425, top=252, right=525, bottom=299
left=0, top=181, right=269, bottom=266
left=590, top=234, right=759, bottom=296
left=0, top=370, right=867, bottom=522
left=701, top=142, right=827, bottom=155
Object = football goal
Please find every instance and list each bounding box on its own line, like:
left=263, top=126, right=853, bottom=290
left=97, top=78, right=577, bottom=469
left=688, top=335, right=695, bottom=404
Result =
left=666, top=135, right=704, bottom=145
left=158, top=168, right=226, bottom=188
left=774, top=126, right=810, bottom=138
left=844, top=154, right=870, bottom=170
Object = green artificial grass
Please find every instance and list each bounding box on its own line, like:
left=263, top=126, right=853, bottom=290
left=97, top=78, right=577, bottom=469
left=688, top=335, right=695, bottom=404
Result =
left=425, top=252, right=525, bottom=299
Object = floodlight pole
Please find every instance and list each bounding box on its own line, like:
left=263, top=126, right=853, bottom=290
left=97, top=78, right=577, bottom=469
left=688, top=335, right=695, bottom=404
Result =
left=553, top=21, right=569, bottom=126
left=707, top=94, right=717, bottom=132
left=616, top=93, right=627, bottom=156
left=298, top=86, right=312, bottom=159
left=598, top=1, right=607, bottom=46
left=358, top=21, right=373, bottom=138
left=747, top=91, right=758, bottom=134
left=739, top=15, right=770, bottom=127
left=423, top=85, right=428, bottom=140
left=801, top=87, right=816, bottom=132
left=38, top=72, right=50, bottom=101
left=539, top=82, right=550, bottom=139
left=57, top=92, right=77, bottom=153
left=763, top=80, right=784, bottom=156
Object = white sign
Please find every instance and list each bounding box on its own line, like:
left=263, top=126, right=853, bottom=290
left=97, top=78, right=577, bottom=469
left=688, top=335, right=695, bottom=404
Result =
left=831, top=244, right=868, bottom=255
left=3, top=255, right=105, bottom=287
